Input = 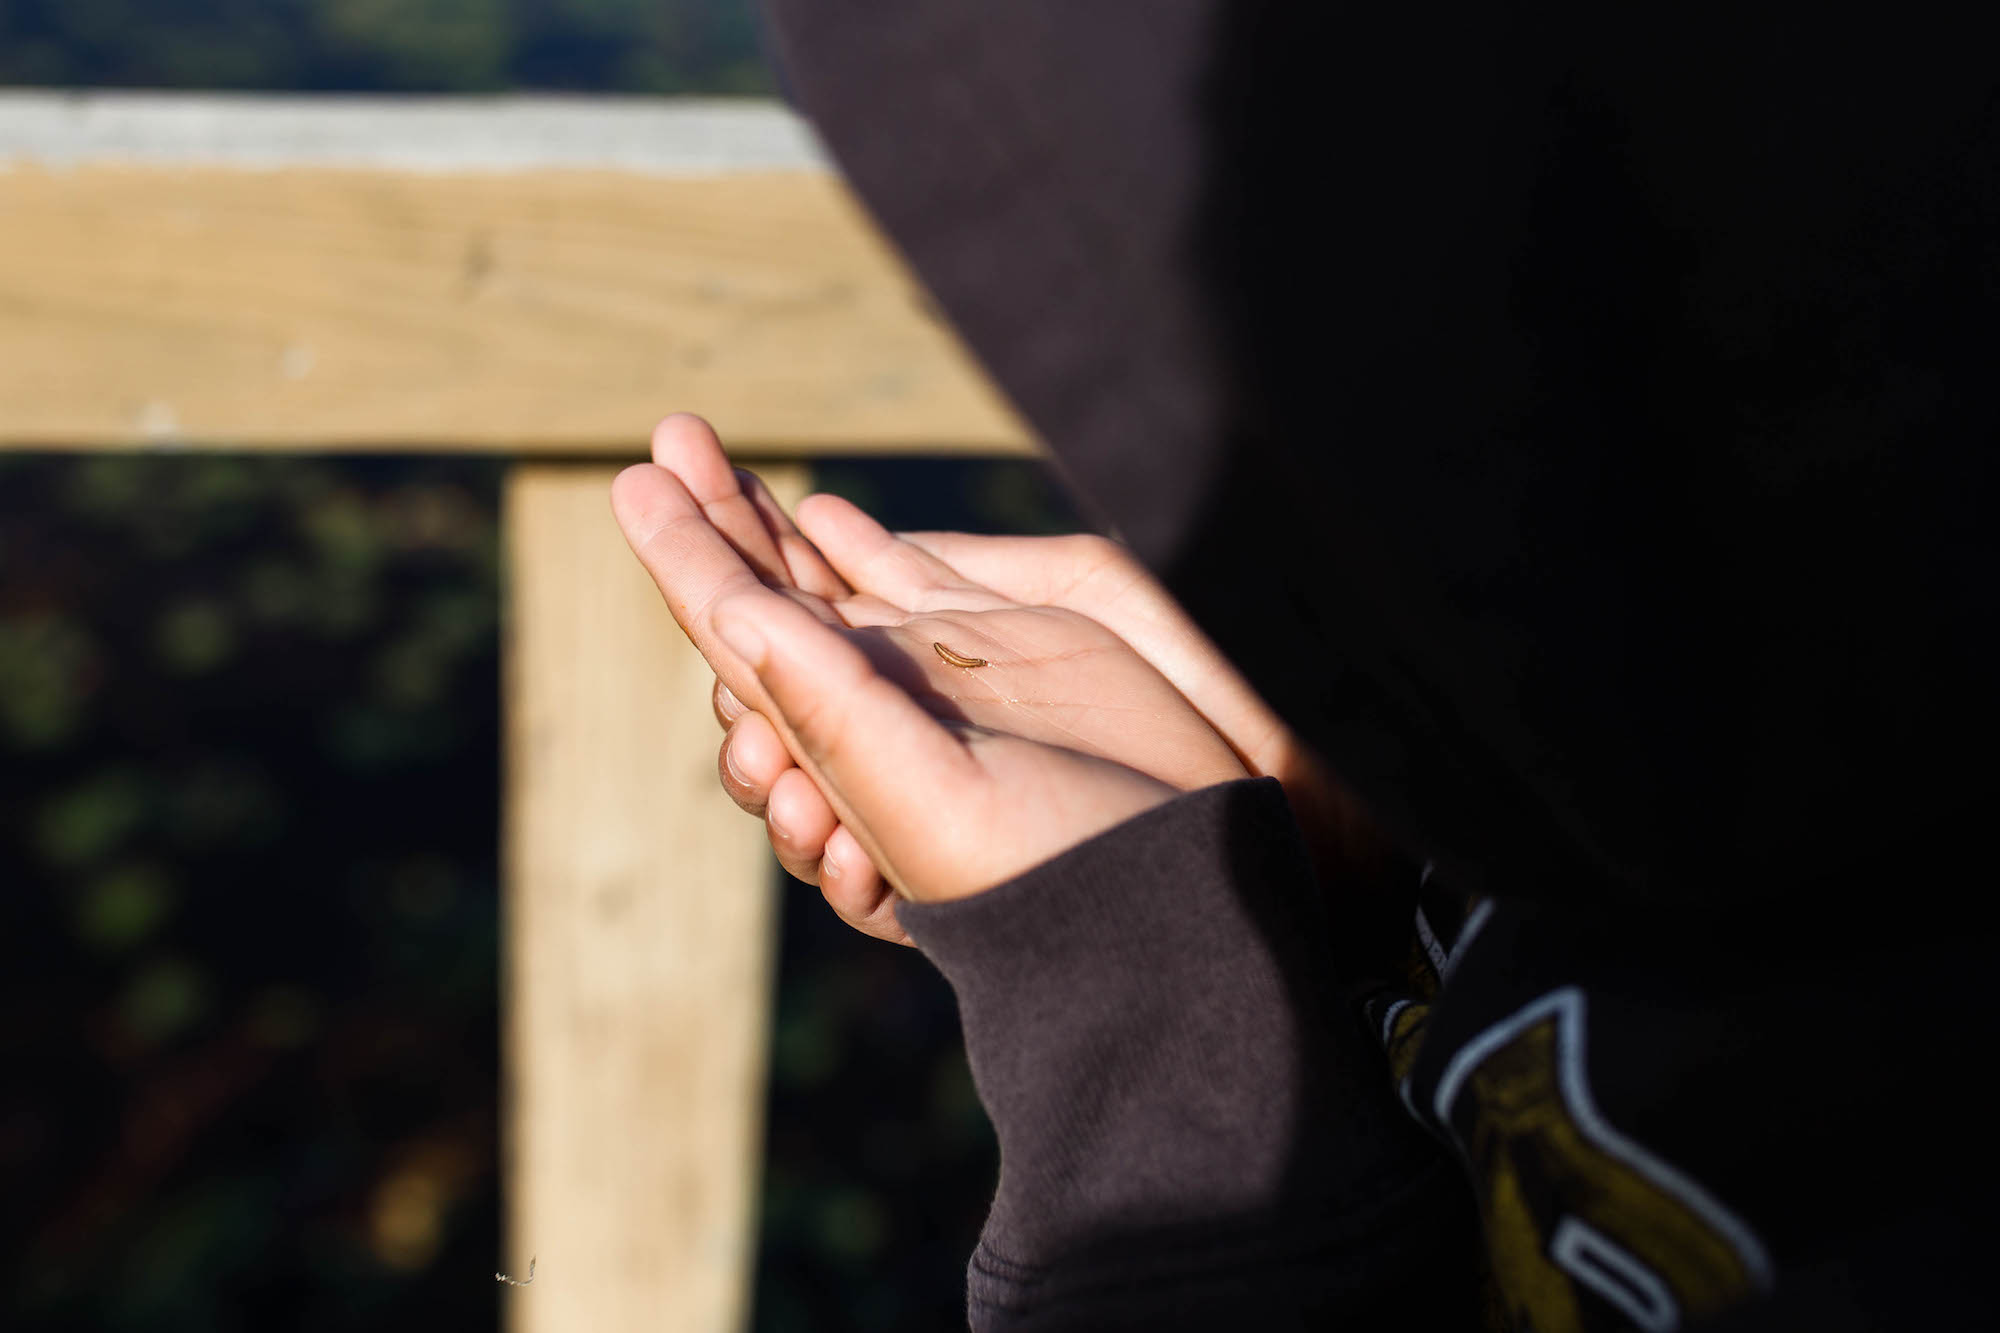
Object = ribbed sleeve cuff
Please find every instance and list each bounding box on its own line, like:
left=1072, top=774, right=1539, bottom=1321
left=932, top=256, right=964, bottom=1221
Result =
left=897, top=777, right=1473, bottom=1330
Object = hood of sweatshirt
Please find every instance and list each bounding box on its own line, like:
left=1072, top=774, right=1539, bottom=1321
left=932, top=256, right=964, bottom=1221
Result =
left=759, top=0, right=1998, bottom=920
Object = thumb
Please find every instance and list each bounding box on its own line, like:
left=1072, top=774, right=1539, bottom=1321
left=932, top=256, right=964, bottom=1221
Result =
left=711, top=591, right=979, bottom=893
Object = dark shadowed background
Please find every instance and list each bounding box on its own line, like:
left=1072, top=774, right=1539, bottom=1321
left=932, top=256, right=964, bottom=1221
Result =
left=0, top=4, right=1089, bottom=1328
left=0, top=0, right=773, bottom=95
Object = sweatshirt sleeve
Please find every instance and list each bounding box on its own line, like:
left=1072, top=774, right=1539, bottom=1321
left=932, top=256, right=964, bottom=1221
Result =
left=894, top=777, right=1480, bottom=1330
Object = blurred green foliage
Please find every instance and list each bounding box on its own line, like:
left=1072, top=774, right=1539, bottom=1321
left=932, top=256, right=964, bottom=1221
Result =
left=0, top=452, right=1084, bottom=1332
left=0, top=612, right=98, bottom=749
left=0, top=454, right=507, bottom=1331
left=0, top=0, right=775, bottom=94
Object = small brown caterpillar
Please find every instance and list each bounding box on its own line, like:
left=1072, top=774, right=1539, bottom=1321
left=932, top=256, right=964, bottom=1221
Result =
left=932, top=641, right=988, bottom=669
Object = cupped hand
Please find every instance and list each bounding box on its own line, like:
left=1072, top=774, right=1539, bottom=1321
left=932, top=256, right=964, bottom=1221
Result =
left=612, top=415, right=1257, bottom=939
left=618, top=414, right=1393, bottom=946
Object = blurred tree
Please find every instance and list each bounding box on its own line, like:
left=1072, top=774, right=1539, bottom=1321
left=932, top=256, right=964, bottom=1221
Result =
left=0, top=0, right=774, bottom=94
left=0, top=453, right=1084, bottom=1332
left=0, top=454, right=507, bottom=1331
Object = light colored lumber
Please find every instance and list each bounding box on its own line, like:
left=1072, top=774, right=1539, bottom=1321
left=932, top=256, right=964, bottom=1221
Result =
left=0, top=92, right=828, bottom=175
left=0, top=97, right=1035, bottom=455
left=504, top=461, right=804, bottom=1333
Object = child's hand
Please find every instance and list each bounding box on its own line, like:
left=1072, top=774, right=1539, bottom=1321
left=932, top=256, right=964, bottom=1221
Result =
left=614, top=418, right=1239, bottom=921
left=615, top=415, right=1380, bottom=944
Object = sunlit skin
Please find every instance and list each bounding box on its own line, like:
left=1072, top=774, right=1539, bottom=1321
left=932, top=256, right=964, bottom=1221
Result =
left=611, top=413, right=1374, bottom=946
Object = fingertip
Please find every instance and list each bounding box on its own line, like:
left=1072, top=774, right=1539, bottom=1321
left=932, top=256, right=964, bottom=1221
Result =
left=768, top=766, right=837, bottom=849
left=651, top=413, right=739, bottom=498
left=724, top=709, right=789, bottom=785
left=609, top=461, right=668, bottom=524
left=712, top=677, right=747, bottom=727
left=612, top=459, right=659, bottom=490
left=609, top=462, right=709, bottom=554
left=717, top=738, right=768, bottom=817
left=793, top=491, right=869, bottom=539
left=820, top=827, right=910, bottom=944
left=650, top=410, right=716, bottom=452
left=822, top=823, right=865, bottom=880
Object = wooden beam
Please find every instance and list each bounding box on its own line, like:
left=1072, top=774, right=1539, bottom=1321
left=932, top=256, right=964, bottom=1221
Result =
left=0, top=95, right=1035, bottom=456
left=504, top=462, right=803, bottom=1333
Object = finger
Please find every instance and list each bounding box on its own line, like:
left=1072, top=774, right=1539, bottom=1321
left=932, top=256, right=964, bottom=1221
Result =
left=649, top=414, right=791, bottom=585
left=718, top=710, right=791, bottom=816
left=713, top=677, right=748, bottom=729
left=766, top=766, right=839, bottom=884
left=794, top=493, right=1007, bottom=613
left=900, top=531, right=1129, bottom=608
left=825, top=592, right=910, bottom=629
left=909, top=531, right=1315, bottom=787
left=819, top=824, right=911, bottom=946
left=711, top=591, right=981, bottom=889
left=611, top=462, right=781, bottom=712
left=735, top=468, right=851, bottom=602
left=728, top=730, right=907, bottom=944
left=902, top=529, right=1243, bottom=721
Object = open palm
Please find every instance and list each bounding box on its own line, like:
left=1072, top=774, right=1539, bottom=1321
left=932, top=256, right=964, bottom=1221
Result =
left=614, top=415, right=1370, bottom=943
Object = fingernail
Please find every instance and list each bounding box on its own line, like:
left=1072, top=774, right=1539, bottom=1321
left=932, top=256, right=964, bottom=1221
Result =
left=722, top=737, right=751, bottom=787
left=714, top=605, right=765, bottom=668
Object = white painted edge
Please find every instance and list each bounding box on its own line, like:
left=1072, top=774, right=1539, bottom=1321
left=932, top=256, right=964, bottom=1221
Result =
left=0, top=91, right=829, bottom=175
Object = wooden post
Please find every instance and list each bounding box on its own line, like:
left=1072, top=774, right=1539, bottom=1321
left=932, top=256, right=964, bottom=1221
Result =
left=504, top=461, right=810, bottom=1332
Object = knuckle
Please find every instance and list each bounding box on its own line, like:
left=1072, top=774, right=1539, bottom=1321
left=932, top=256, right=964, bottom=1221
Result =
left=630, top=507, right=707, bottom=562
left=1071, top=532, right=1128, bottom=570
left=682, top=570, right=760, bottom=636
left=1064, top=532, right=1140, bottom=600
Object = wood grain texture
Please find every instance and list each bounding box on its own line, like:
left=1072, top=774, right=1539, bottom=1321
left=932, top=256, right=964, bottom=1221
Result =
left=0, top=164, right=1035, bottom=455
left=504, top=462, right=804, bottom=1333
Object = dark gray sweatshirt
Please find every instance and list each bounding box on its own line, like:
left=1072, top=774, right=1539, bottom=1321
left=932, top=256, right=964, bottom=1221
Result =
left=762, top=1, right=2000, bottom=1326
